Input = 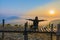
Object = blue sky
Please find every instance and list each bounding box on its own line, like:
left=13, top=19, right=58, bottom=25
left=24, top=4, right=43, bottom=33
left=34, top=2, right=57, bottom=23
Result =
left=0, top=0, right=54, bottom=13
left=0, top=0, right=53, bottom=11
left=0, top=0, right=59, bottom=24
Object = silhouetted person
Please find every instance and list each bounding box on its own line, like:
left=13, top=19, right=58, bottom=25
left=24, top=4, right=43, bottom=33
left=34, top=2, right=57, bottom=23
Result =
left=26, top=16, right=47, bottom=30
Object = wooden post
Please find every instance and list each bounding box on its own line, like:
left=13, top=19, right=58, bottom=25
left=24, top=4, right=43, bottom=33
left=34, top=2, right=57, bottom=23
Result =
left=23, top=22, right=28, bottom=40
left=50, top=24, right=53, bottom=40
left=2, top=19, right=5, bottom=40
left=56, top=24, right=60, bottom=40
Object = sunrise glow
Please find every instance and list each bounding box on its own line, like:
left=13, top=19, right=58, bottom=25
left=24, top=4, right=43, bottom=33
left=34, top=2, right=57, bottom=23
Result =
left=49, top=10, right=55, bottom=15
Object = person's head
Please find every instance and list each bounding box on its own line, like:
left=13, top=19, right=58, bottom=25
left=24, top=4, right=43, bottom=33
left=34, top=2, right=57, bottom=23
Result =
left=35, top=16, right=38, bottom=20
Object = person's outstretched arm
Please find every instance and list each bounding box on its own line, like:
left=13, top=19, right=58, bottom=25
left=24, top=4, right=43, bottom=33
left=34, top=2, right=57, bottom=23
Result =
left=38, top=20, right=47, bottom=22
left=26, top=19, right=34, bottom=21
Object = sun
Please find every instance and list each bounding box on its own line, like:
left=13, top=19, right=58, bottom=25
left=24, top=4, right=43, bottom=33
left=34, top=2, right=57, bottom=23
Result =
left=49, top=10, right=55, bottom=15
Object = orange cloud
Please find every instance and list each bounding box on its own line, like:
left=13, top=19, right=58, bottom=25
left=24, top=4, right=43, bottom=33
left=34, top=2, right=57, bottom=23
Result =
left=10, top=0, right=60, bottom=25
left=25, top=0, right=60, bottom=19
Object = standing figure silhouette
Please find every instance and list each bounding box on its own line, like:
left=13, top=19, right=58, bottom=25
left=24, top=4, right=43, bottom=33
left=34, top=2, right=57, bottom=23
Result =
left=26, top=16, right=47, bottom=31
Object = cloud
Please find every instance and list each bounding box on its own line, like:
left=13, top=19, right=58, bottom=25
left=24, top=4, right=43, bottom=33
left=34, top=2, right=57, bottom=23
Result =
left=6, top=16, right=19, bottom=20
left=25, top=0, right=60, bottom=18
left=9, top=0, right=60, bottom=25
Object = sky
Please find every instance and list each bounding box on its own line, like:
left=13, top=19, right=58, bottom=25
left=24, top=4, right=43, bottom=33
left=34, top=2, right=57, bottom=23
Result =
left=0, top=0, right=60, bottom=24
